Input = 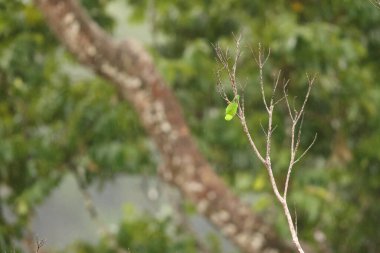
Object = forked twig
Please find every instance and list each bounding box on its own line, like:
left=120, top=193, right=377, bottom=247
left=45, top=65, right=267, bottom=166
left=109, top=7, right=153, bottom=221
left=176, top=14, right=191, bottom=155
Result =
left=35, top=237, right=45, bottom=253
left=215, top=38, right=318, bottom=253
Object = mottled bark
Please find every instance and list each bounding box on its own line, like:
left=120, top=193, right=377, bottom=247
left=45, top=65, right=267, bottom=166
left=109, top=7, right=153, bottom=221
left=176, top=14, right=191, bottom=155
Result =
left=34, top=0, right=295, bottom=252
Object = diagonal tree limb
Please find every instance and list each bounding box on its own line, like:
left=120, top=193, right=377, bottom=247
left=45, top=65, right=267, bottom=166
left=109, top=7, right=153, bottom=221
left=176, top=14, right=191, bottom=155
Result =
left=34, top=0, right=296, bottom=252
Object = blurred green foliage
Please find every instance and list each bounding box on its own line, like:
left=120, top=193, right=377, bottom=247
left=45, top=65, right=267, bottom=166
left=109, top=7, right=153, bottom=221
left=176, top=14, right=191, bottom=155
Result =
left=59, top=204, right=203, bottom=253
left=0, top=0, right=152, bottom=250
left=1, top=0, right=380, bottom=252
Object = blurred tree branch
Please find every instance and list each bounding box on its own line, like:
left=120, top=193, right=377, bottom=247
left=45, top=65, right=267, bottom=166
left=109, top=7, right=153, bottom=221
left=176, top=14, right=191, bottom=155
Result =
left=34, top=0, right=298, bottom=252
left=369, top=0, right=380, bottom=9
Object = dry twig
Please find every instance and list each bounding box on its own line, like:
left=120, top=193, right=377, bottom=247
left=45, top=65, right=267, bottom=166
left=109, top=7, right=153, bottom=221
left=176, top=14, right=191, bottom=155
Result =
left=215, top=37, right=317, bottom=253
left=35, top=237, right=45, bottom=253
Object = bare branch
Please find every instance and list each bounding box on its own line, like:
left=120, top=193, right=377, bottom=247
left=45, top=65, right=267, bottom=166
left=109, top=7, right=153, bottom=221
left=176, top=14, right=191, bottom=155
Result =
left=284, top=132, right=295, bottom=199
left=264, top=70, right=283, bottom=163
left=35, top=237, right=45, bottom=253
left=369, top=0, right=380, bottom=9
left=239, top=77, right=248, bottom=91
left=295, top=73, right=317, bottom=122
left=293, top=96, right=299, bottom=118
left=283, top=79, right=293, bottom=120
left=215, top=39, right=266, bottom=164
left=270, top=70, right=282, bottom=107
left=293, top=133, right=318, bottom=165
left=260, top=121, right=268, bottom=137
left=273, top=95, right=286, bottom=107
left=217, top=39, right=317, bottom=253
left=214, top=43, right=240, bottom=97
left=240, top=113, right=267, bottom=164
left=239, top=94, right=245, bottom=118
left=232, top=33, right=243, bottom=95
left=263, top=47, right=271, bottom=66
left=294, top=114, right=305, bottom=155
left=266, top=106, right=274, bottom=161
left=284, top=74, right=317, bottom=200
left=216, top=66, right=230, bottom=103
left=270, top=124, right=278, bottom=135
left=250, top=44, right=271, bottom=112
left=250, top=45, right=260, bottom=66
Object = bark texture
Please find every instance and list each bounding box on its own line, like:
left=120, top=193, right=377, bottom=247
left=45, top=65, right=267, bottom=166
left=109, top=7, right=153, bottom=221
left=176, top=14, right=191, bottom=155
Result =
left=34, top=0, right=295, bottom=252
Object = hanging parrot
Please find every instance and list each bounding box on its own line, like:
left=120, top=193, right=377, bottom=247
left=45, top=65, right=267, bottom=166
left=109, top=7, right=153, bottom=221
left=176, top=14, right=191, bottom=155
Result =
left=225, top=95, right=239, bottom=121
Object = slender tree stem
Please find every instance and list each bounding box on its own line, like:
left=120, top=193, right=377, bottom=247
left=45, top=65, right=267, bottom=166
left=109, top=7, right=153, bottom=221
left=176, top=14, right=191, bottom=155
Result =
left=215, top=39, right=317, bottom=253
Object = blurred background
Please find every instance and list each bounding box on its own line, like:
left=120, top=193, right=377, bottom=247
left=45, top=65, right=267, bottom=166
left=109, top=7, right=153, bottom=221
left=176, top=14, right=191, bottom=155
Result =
left=1, top=0, right=380, bottom=252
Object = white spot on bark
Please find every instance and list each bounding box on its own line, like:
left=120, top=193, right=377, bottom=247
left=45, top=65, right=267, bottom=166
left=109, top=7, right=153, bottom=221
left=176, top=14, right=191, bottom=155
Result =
left=63, top=13, right=75, bottom=25
left=236, top=233, right=250, bottom=246
left=168, top=130, right=178, bottom=141
left=251, top=233, right=265, bottom=250
left=185, top=165, right=195, bottom=176
left=259, top=224, right=271, bottom=235
left=210, top=210, right=230, bottom=224
left=185, top=181, right=204, bottom=193
left=182, top=155, right=192, bottom=166
left=101, top=62, right=117, bottom=77
left=161, top=122, right=171, bottom=133
left=172, top=156, right=182, bottom=166
left=68, top=22, right=80, bottom=37
left=153, top=101, right=165, bottom=122
left=222, top=224, right=237, bottom=236
left=197, top=199, right=208, bottom=213
left=207, top=191, right=217, bottom=200
left=87, top=45, right=97, bottom=56
left=142, top=105, right=155, bottom=125
left=121, top=76, right=142, bottom=89
left=163, top=144, right=171, bottom=152
left=218, top=210, right=230, bottom=222
left=210, top=212, right=220, bottom=224
left=238, top=207, right=250, bottom=217
left=162, top=170, right=172, bottom=181
left=262, top=249, right=279, bottom=253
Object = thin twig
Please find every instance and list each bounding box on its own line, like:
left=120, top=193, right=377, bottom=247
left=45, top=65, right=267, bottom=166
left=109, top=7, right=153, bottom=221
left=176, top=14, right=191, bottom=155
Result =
left=270, top=125, right=278, bottom=135
left=284, top=74, right=317, bottom=200
left=35, top=237, right=45, bottom=253
left=270, top=70, right=282, bottom=106
left=72, top=168, right=130, bottom=253
left=273, top=95, right=286, bottom=106
left=231, top=33, right=242, bottom=96
left=260, top=121, right=268, bottom=137
left=294, top=115, right=305, bottom=155
left=250, top=43, right=270, bottom=112
left=240, top=113, right=267, bottom=164
left=283, top=79, right=293, bottom=120
left=216, top=67, right=230, bottom=103
left=296, top=73, right=316, bottom=122
left=293, top=133, right=318, bottom=165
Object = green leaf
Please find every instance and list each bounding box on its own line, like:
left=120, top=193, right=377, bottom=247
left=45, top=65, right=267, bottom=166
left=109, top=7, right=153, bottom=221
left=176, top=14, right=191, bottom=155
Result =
left=225, top=95, right=239, bottom=121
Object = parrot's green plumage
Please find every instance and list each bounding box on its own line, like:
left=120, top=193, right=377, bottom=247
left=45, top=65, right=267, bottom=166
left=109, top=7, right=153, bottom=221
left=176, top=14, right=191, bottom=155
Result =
left=225, top=95, right=239, bottom=121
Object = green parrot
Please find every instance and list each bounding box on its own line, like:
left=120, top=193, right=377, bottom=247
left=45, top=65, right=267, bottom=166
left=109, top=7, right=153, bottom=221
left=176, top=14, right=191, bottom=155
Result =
left=225, top=95, right=240, bottom=121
